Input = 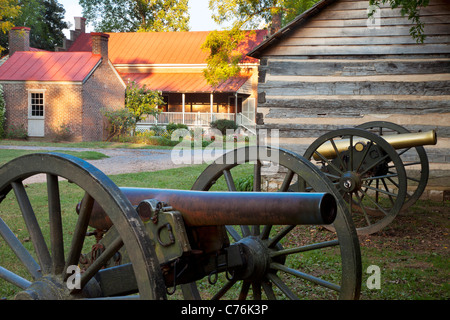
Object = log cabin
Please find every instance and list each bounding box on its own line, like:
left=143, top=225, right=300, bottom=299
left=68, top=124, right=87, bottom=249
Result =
left=248, top=0, right=450, bottom=198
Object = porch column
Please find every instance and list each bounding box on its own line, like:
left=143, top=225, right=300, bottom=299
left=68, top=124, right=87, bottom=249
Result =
left=210, top=93, right=214, bottom=122
left=182, top=93, right=185, bottom=124
left=235, top=93, right=238, bottom=121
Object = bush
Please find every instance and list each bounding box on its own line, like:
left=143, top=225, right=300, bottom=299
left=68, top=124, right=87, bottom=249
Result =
left=52, top=123, right=73, bottom=142
left=210, top=119, right=237, bottom=135
left=5, top=124, right=28, bottom=140
left=166, top=122, right=188, bottom=134
left=103, top=108, right=136, bottom=141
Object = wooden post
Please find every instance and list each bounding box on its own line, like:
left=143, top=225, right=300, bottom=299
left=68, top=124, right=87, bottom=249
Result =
left=182, top=93, right=185, bottom=124
left=210, top=93, right=214, bottom=122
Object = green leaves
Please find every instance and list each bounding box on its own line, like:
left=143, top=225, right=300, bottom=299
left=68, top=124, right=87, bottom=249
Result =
left=79, top=0, right=190, bottom=32
left=125, top=80, right=165, bottom=124
left=369, top=0, right=430, bottom=43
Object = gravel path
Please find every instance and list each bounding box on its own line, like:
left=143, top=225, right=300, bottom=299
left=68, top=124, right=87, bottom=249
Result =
left=0, top=145, right=225, bottom=183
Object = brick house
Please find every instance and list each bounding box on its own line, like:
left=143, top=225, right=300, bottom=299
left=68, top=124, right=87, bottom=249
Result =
left=64, top=19, right=266, bottom=131
left=0, top=27, right=125, bottom=141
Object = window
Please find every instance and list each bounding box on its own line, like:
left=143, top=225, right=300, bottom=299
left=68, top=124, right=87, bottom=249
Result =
left=29, top=91, right=45, bottom=118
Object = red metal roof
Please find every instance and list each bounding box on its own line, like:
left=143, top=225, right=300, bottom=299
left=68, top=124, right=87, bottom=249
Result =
left=121, top=72, right=250, bottom=93
left=69, top=30, right=267, bottom=65
left=0, top=51, right=101, bottom=82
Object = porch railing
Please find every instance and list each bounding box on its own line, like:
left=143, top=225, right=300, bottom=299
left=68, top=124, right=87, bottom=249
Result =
left=236, top=113, right=257, bottom=135
left=138, top=112, right=236, bottom=127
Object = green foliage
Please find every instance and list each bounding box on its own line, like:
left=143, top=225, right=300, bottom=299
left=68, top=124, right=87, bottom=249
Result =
left=0, top=0, right=20, bottom=53
left=210, top=119, right=238, bottom=135
left=203, top=0, right=319, bottom=86
left=202, top=27, right=246, bottom=86
left=102, top=108, right=136, bottom=141
left=166, top=122, right=188, bottom=135
left=235, top=174, right=253, bottom=191
left=0, top=0, right=68, bottom=52
left=369, top=0, right=429, bottom=43
left=5, top=124, right=27, bottom=140
left=125, top=81, right=165, bottom=124
left=0, top=84, right=5, bottom=138
left=79, top=0, right=190, bottom=32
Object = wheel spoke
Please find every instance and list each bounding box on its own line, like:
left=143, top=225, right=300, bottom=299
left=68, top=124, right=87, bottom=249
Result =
left=64, top=193, right=94, bottom=281
left=77, top=236, right=123, bottom=292
left=223, top=169, right=236, bottom=191
left=226, top=226, right=242, bottom=241
left=279, top=170, right=294, bottom=192
left=0, top=216, right=41, bottom=279
left=262, top=280, right=276, bottom=300
left=211, top=278, right=237, bottom=300
left=271, top=262, right=340, bottom=292
left=353, top=192, right=372, bottom=226
left=11, top=181, right=52, bottom=274
left=239, top=281, right=250, bottom=300
left=47, top=174, right=65, bottom=275
left=0, top=266, right=31, bottom=289
left=267, top=273, right=299, bottom=300
left=270, top=240, right=339, bottom=258
left=267, top=225, right=295, bottom=248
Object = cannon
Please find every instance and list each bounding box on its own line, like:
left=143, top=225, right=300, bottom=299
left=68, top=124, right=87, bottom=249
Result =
left=0, top=147, right=361, bottom=300
left=303, top=121, right=437, bottom=235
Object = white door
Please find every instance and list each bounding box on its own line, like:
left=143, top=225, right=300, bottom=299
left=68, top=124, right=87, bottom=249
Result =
left=28, top=91, right=45, bottom=137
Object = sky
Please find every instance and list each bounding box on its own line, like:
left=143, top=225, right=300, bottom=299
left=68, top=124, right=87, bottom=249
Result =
left=58, top=0, right=226, bottom=37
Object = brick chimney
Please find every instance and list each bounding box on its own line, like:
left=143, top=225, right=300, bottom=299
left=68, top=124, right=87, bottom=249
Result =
left=74, top=17, right=86, bottom=34
left=9, top=27, right=30, bottom=56
left=91, top=33, right=109, bottom=60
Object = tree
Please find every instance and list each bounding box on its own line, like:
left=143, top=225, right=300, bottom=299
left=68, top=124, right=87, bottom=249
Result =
left=125, top=81, right=165, bottom=124
left=203, top=0, right=318, bottom=86
left=369, top=0, right=429, bottom=43
left=0, top=0, right=21, bottom=53
left=79, top=0, right=190, bottom=32
left=0, top=0, right=68, bottom=52
left=203, top=0, right=430, bottom=86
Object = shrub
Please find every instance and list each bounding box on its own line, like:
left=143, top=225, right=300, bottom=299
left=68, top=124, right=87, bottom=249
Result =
left=166, top=122, right=188, bottom=134
left=210, top=119, right=237, bottom=135
left=52, top=123, right=73, bottom=142
left=102, top=108, right=136, bottom=141
left=6, top=124, right=28, bottom=140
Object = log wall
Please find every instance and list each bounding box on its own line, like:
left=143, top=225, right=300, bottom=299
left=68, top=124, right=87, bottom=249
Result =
left=256, top=0, right=450, bottom=196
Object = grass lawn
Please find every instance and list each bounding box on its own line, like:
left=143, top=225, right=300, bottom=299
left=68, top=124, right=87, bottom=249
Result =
left=0, top=139, right=174, bottom=150
left=0, top=149, right=109, bottom=166
left=0, top=162, right=448, bottom=300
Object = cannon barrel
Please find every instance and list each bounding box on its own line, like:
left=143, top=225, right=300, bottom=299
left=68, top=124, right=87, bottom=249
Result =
left=84, top=188, right=337, bottom=230
left=313, top=129, right=437, bottom=160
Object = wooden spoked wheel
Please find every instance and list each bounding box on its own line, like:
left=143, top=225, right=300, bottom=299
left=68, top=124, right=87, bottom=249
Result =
left=0, top=153, right=166, bottom=300
left=356, top=121, right=429, bottom=211
left=182, top=146, right=361, bottom=300
left=304, top=128, right=408, bottom=235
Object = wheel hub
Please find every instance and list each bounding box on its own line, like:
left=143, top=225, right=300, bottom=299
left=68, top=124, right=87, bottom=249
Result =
left=15, top=276, right=69, bottom=300
left=234, top=237, right=271, bottom=281
left=340, top=171, right=362, bottom=193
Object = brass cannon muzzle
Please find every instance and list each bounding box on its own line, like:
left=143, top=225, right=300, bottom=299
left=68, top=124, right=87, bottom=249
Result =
left=313, top=130, right=437, bottom=160
left=82, top=188, right=337, bottom=230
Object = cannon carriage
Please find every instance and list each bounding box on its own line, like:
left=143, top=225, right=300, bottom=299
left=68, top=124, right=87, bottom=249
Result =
left=0, top=147, right=361, bottom=300
left=303, top=121, right=437, bottom=235
left=0, top=121, right=437, bottom=300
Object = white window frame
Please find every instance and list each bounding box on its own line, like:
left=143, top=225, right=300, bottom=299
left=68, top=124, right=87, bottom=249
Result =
left=28, top=89, right=46, bottom=120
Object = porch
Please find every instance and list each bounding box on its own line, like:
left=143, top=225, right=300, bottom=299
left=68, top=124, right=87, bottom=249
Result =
left=136, top=112, right=236, bottom=129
